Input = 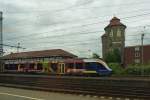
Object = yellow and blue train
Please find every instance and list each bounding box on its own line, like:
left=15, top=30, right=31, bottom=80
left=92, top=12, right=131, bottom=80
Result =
left=4, top=58, right=112, bottom=76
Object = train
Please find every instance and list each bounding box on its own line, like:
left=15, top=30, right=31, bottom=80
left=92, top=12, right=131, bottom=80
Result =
left=3, top=58, right=112, bottom=76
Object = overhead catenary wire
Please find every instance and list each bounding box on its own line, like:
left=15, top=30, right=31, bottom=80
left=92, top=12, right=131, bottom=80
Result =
left=3, top=25, right=150, bottom=50
left=25, top=40, right=101, bottom=51
left=4, top=24, right=150, bottom=51
left=4, top=1, right=148, bottom=14
left=4, top=12, right=150, bottom=41
left=5, top=29, right=103, bottom=42
left=3, top=0, right=95, bottom=14
left=4, top=37, right=100, bottom=49
left=4, top=25, right=150, bottom=46
left=4, top=32, right=150, bottom=51
left=0, top=44, right=26, bottom=49
left=22, top=37, right=150, bottom=52
left=2, top=0, right=150, bottom=54
left=4, top=33, right=150, bottom=54
left=4, top=7, right=150, bottom=36
left=4, top=1, right=150, bottom=29
left=22, top=37, right=150, bottom=46
left=5, top=7, right=150, bottom=29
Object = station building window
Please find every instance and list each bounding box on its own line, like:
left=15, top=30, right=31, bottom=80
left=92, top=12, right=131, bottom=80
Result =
left=135, top=47, right=140, bottom=51
left=135, top=52, right=140, bottom=57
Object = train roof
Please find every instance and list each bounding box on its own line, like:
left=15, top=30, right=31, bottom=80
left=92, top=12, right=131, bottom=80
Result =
left=83, top=59, right=104, bottom=62
left=64, top=58, right=83, bottom=63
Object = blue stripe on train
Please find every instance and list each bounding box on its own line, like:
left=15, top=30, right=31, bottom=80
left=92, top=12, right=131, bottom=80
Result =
left=97, top=70, right=112, bottom=75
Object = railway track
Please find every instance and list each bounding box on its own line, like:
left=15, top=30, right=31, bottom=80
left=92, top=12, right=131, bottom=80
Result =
left=0, top=74, right=149, bottom=99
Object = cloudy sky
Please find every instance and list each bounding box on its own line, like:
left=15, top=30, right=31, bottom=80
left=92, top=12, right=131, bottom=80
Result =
left=0, top=0, right=150, bottom=57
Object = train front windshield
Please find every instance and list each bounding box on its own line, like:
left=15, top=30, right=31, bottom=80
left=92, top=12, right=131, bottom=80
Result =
left=96, top=62, right=108, bottom=70
left=85, top=62, right=107, bottom=70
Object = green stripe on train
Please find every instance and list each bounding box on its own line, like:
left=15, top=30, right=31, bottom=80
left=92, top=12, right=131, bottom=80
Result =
left=83, top=70, right=97, bottom=73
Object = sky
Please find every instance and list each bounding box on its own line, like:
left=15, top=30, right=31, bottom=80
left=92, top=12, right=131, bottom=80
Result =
left=0, top=0, right=150, bottom=57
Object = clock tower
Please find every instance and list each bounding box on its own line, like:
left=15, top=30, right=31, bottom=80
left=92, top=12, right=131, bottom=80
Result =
left=101, top=17, right=126, bottom=63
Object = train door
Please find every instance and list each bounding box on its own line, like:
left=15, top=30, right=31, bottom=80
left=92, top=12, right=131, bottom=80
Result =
left=58, top=63, right=65, bottom=74
left=18, top=64, right=20, bottom=71
left=51, top=62, right=58, bottom=74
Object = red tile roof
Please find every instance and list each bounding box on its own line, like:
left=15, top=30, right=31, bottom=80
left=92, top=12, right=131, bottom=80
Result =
left=3, top=49, right=77, bottom=59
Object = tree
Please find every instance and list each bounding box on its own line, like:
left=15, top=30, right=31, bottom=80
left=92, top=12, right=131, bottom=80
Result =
left=105, top=48, right=121, bottom=63
left=113, top=48, right=121, bottom=63
left=92, top=53, right=100, bottom=59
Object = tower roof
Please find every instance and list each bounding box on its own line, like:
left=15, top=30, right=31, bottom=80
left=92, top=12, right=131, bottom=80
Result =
left=104, top=17, right=126, bottom=30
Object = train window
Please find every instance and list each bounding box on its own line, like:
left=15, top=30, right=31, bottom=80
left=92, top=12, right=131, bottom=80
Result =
left=20, top=64, right=25, bottom=68
left=67, top=63, right=74, bottom=69
left=4, top=64, right=9, bottom=70
left=37, top=63, right=43, bottom=70
left=7, top=64, right=12, bottom=70
left=96, top=63, right=107, bottom=70
left=9, top=64, right=18, bottom=70
left=29, top=63, right=35, bottom=69
left=76, top=63, right=83, bottom=69
left=85, top=62, right=96, bottom=70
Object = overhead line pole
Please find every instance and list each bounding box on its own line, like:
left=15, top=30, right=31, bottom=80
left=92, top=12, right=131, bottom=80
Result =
left=0, top=12, right=3, bottom=57
left=0, top=12, right=3, bottom=72
left=0, top=43, right=26, bottom=53
left=141, top=27, right=145, bottom=65
left=141, top=26, right=145, bottom=76
left=141, top=34, right=144, bottom=65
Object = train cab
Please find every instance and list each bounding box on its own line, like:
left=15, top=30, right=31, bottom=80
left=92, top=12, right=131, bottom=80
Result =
left=83, top=59, right=112, bottom=76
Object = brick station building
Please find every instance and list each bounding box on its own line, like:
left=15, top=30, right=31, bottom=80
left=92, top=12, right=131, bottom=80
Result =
left=124, top=45, right=150, bottom=66
left=1, top=49, right=77, bottom=69
left=101, top=17, right=126, bottom=64
left=101, top=17, right=150, bottom=66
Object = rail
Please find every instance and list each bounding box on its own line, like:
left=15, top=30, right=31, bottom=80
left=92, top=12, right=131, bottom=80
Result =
left=0, top=74, right=149, bottom=99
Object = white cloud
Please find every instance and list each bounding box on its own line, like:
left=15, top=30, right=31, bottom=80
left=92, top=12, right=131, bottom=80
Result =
left=0, top=0, right=150, bottom=57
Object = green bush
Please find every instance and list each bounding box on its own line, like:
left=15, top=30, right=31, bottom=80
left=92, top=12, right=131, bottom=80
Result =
left=108, top=63, right=125, bottom=75
left=105, top=48, right=121, bottom=63
left=125, top=64, right=150, bottom=75
left=108, top=63, right=150, bottom=76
